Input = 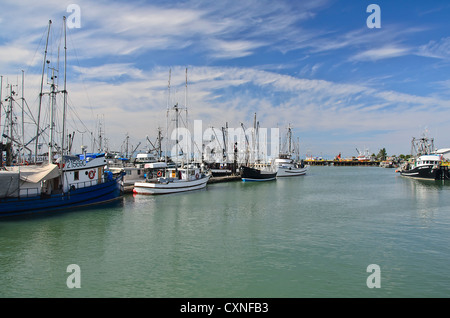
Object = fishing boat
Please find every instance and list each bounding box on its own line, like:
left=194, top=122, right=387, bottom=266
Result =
left=275, top=154, right=308, bottom=177
left=398, top=136, right=450, bottom=180
left=275, top=125, right=308, bottom=177
left=239, top=113, right=278, bottom=182
left=133, top=163, right=210, bottom=195
left=399, top=154, right=447, bottom=180
left=240, top=164, right=277, bottom=182
left=133, top=68, right=211, bottom=194
left=0, top=18, right=123, bottom=217
left=0, top=154, right=123, bottom=217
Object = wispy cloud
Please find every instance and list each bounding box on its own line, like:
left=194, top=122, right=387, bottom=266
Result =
left=417, top=37, right=450, bottom=60
left=351, top=46, right=411, bottom=61
left=72, top=63, right=146, bottom=80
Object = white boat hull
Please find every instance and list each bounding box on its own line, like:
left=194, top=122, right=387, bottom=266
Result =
left=277, top=166, right=308, bottom=177
left=133, top=175, right=210, bottom=195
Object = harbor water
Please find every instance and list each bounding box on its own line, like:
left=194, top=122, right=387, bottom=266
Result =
left=1, top=166, right=450, bottom=298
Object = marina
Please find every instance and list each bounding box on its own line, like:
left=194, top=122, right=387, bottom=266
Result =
left=1, top=166, right=450, bottom=298
left=1, top=1, right=450, bottom=304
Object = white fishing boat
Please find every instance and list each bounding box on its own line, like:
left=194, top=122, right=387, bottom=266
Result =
left=275, top=125, right=308, bottom=177
left=133, top=68, right=211, bottom=195
left=133, top=163, right=210, bottom=195
left=275, top=154, right=308, bottom=177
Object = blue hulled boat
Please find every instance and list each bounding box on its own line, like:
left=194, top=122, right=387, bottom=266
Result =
left=0, top=18, right=123, bottom=217
left=0, top=154, right=124, bottom=217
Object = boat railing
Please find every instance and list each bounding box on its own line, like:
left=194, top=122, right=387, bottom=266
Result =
left=19, top=187, right=40, bottom=198
left=69, top=176, right=108, bottom=190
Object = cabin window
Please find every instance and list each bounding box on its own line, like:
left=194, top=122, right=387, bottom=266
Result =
left=137, top=169, right=141, bottom=175
left=74, top=171, right=79, bottom=181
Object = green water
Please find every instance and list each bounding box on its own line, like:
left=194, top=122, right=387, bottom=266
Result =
left=1, top=166, right=450, bottom=298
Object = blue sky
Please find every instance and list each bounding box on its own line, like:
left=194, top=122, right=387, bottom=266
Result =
left=1, top=0, right=450, bottom=158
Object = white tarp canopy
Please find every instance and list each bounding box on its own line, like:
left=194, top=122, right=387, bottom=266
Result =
left=9, top=164, right=61, bottom=183
left=0, top=164, right=60, bottom=198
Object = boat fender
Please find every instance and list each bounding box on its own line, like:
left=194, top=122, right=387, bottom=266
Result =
left=88, top=170, right=96, bottom=179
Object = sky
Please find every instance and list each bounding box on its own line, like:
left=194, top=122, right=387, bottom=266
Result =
left=1, top=0, right=450, bottom=159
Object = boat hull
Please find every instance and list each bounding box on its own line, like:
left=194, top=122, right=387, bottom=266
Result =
left=240, top=166, right=277, bottom=182
left=133, top=175, right=210, bottom=195
left=277, top=166, right=308, bottom=177
left=0, top=177, right=123, bottom=217
left=399, top=165, right=449, bottom=180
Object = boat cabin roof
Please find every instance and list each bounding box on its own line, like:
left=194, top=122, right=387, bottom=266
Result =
left=418, top=154, right=441, bottom=161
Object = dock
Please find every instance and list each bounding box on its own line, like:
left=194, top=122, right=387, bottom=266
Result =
left=305, top=160, right=380, bottom=166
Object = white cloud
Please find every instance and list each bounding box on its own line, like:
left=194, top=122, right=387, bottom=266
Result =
left=208, top=39, right=267, bottom=59
left=72, top=63, right=146, bottom=80
left=417, top=37, right=450, bottom=60
left=351, top=46, right=410, bottom=61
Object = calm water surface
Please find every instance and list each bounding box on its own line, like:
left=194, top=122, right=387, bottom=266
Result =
left=1, top=166, right=450, bottom=298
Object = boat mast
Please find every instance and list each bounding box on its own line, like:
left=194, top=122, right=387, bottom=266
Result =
left=157, top=127, right=162, bottom=159
left=185, top=67, right=190, bottom=176
left=165, top=69, right=171, bottom=165
left=35, top=20, right=51, bottom=163
left=7, top=83, right=15, bottom=165
left=48, top=67, right=57, bottom=164
left=0, top=76, right=2, bottom=138
left=185, top=67, right=188, bottom=133
left=175, top=102, right=179, bottom=172
left=21, top=70, right=25, bottom=162
left=185, top=67, right=189, bottom=168
left=9, top=84, right=14, bottom=153
left=252, top=113, right=256, bottom=164
left=288, top=124, right=292, bottom=155
left=61, top=16, right=67, bottom=162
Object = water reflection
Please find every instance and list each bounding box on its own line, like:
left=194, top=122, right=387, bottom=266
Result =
left=397, top=176, right=450, bottom=223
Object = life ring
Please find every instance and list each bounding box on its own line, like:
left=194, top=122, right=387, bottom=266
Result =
left=195, top=173, right=199, bottom=179
left=88, top=170, right=96, bottom=179
left=157, top=171, right=162, bottom=177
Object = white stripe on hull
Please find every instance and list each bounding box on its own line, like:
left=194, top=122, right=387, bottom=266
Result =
left=276, top=167, right=308, bottom=177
